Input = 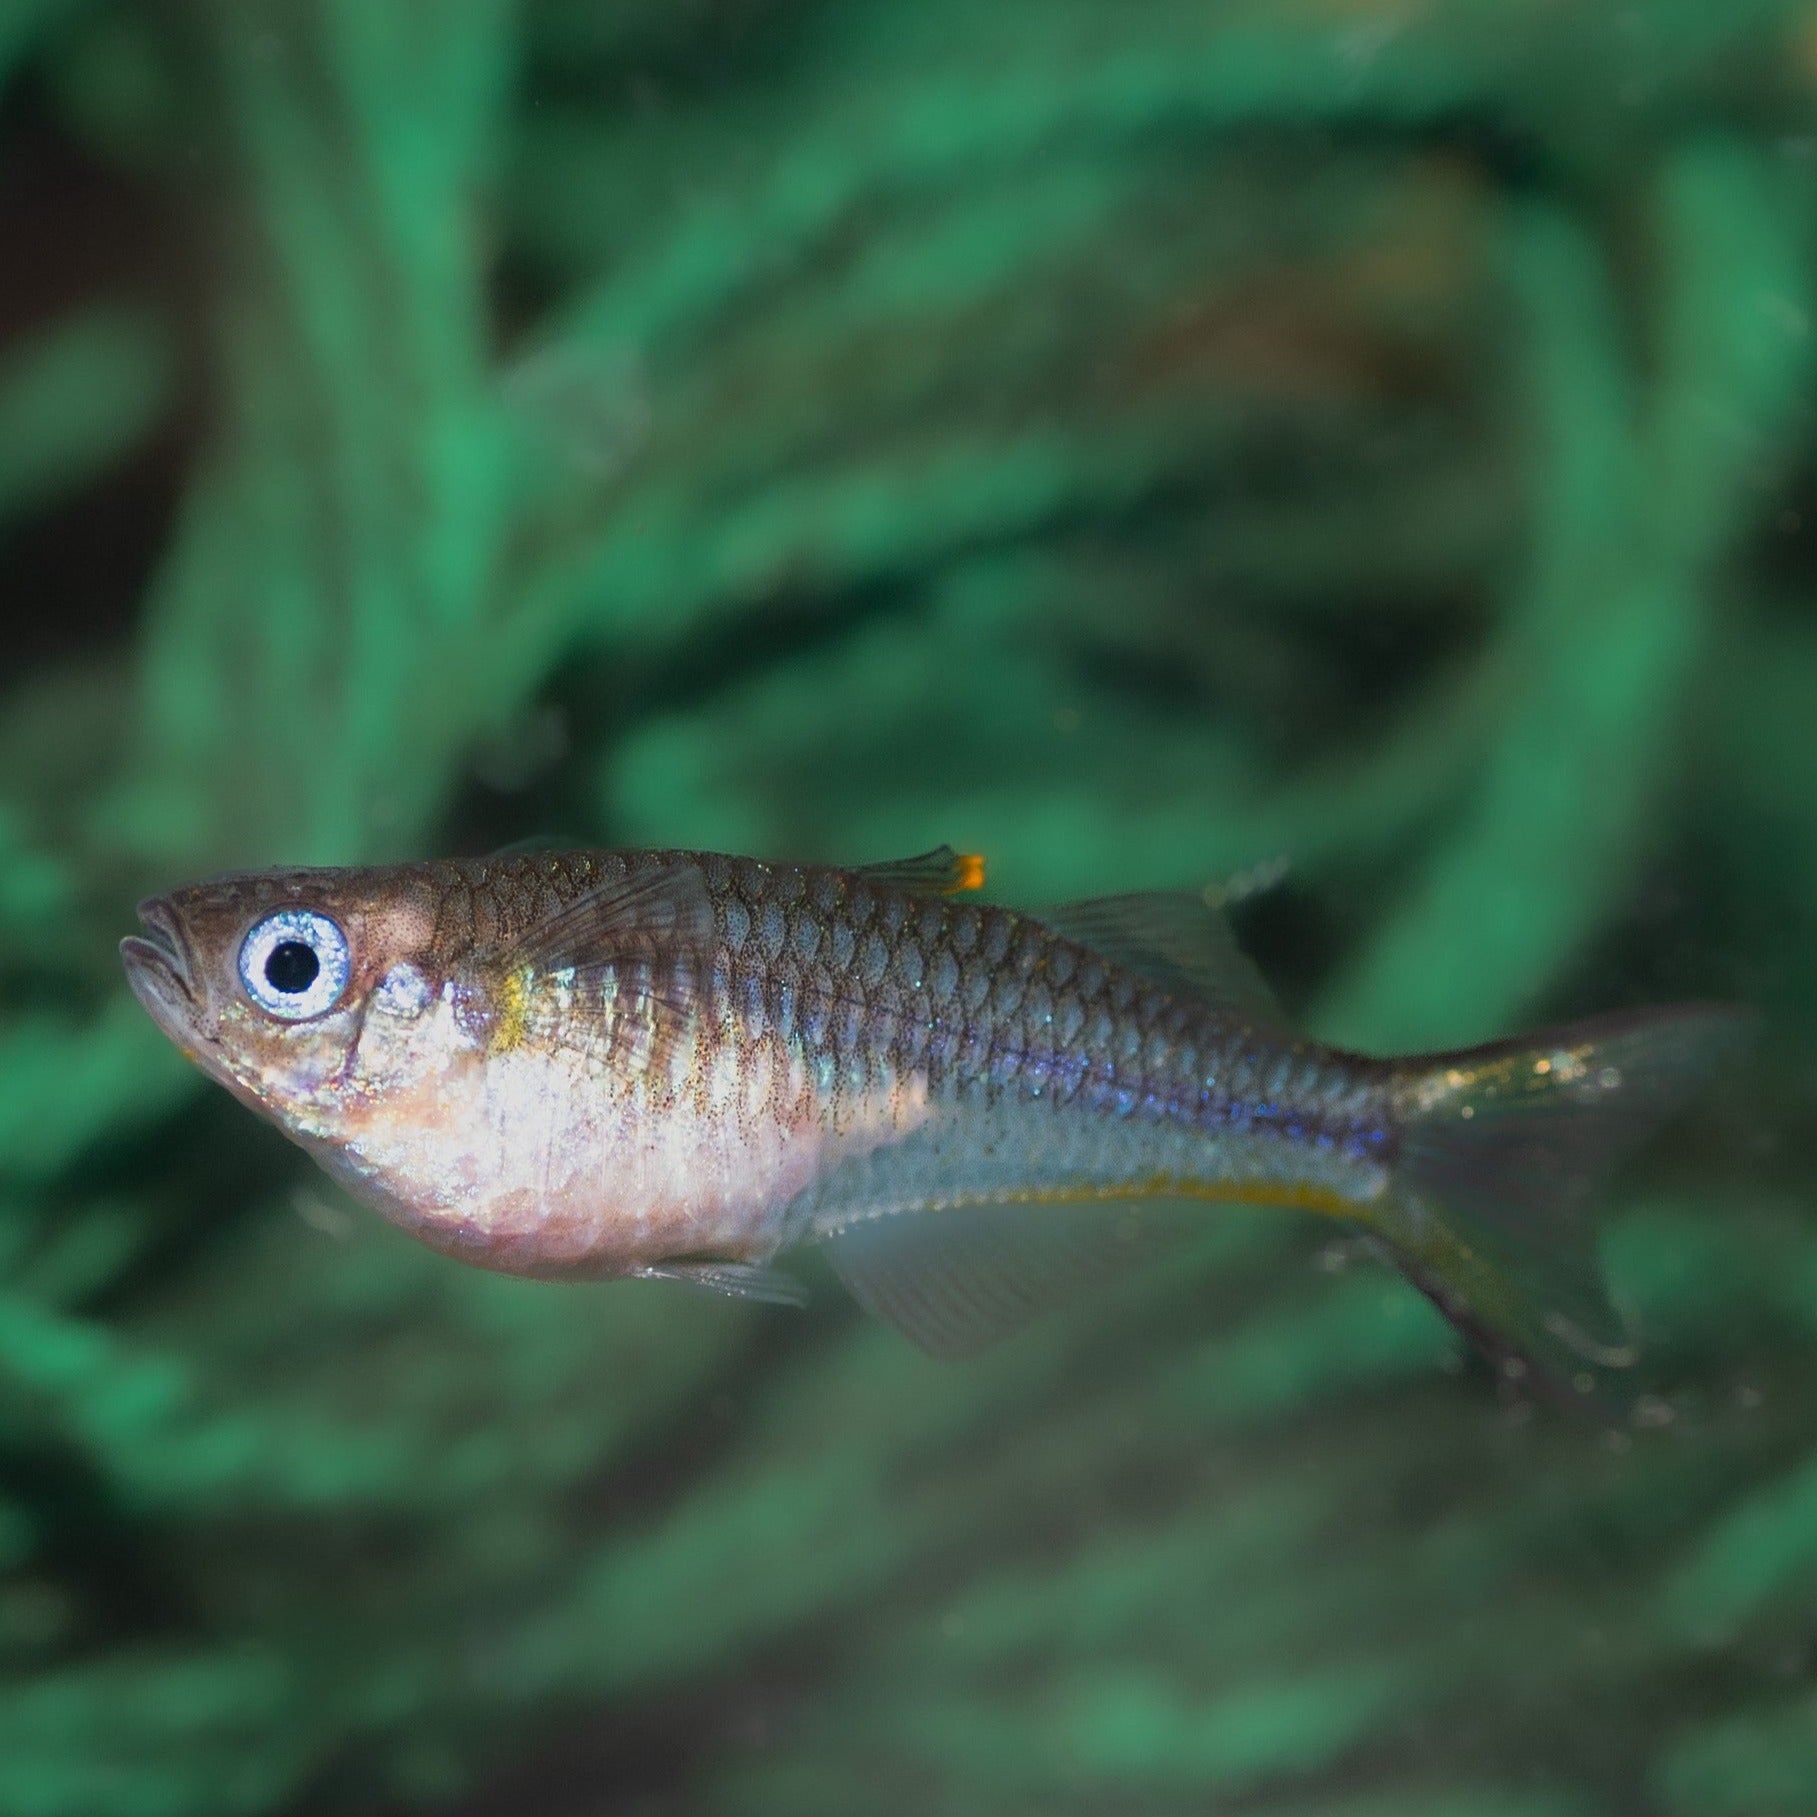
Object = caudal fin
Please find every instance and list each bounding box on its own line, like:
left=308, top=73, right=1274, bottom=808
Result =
left=1379, top=1003, right=1752, bottom=1406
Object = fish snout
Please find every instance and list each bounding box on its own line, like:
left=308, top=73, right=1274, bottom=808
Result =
left=120, top=897, right=205, bottom=1029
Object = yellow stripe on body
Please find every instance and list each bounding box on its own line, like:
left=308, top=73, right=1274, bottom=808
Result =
left=916, top=1171, right=1366, bottom=1220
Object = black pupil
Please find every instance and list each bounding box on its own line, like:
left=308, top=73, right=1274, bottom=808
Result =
left=264, top=940, right=320, bottom=995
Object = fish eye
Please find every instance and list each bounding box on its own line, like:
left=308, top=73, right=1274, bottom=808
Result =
left=238, top=909, right=351, bottom=1021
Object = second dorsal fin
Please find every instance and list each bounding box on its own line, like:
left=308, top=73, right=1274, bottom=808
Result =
left=852, top=846, right=987, bottom=896
left=1041, top=891, right=1283, bottom=1024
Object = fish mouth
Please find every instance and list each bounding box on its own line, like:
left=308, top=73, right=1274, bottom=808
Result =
left=120, top=897, right=204, bottom=1035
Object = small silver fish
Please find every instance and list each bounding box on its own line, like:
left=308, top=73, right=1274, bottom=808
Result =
left=119, top=845, right=1745, bottom=1397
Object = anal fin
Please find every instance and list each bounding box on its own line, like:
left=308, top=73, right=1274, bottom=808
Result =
left=818, top=1199, right=1190, bottom=1360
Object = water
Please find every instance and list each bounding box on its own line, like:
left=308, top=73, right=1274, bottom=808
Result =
left=1, top=4, right=1813, bottom=1813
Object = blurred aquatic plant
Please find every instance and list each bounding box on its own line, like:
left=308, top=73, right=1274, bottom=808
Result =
left=1, top=0, right=1816, bottom=1813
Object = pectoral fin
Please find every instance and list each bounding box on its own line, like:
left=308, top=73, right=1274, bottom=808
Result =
left=501, top=862, right=715, bottom=978
left=490, top=862, right=716, bottom=1065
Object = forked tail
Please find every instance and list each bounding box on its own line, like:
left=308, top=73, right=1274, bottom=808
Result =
left=1375, top=1004, right=1752, bottom=1405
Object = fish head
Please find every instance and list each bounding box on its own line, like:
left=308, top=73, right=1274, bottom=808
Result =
left=120, top=866, right=457, bottom=1145
left=121, top=853, right=803, bottom=1283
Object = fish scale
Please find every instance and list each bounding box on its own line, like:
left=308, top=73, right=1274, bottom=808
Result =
left=379, top=849, right=1392, bottom=1235
left=715, top=860, right=1353, bottom=1135
left=558, top=851, right=1401, bottom=1240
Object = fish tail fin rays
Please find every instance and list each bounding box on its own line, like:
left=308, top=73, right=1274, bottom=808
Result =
left=1376, top=1002, right=1754, bottom=1408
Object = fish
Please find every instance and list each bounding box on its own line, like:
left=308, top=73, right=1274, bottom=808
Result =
left=119, top=845, right=1747, bottom=1400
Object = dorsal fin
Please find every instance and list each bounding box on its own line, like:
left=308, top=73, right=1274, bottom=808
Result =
left=818, top=1199, right=1193, bottom=1359
left=852, top=846, right=986, bottom=896
left=1205, top=854, right=1290, bottom=908
left=1041, top=892, right=1283, bottom=1023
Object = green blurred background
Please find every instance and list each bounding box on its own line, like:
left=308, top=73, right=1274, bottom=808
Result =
left=2, top=1, right=1815, bottom=1811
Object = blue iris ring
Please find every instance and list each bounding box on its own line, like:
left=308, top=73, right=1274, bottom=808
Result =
left=238, top=908, right=351, bottom=1021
